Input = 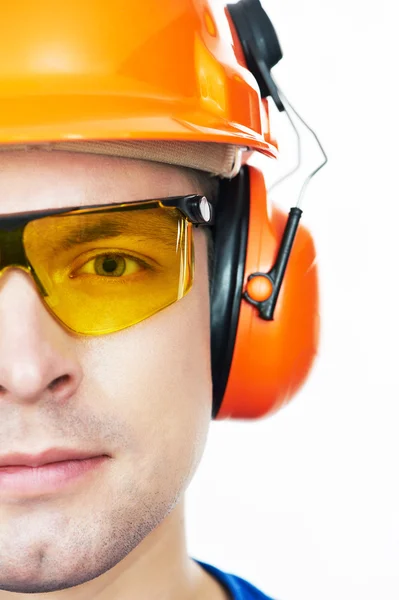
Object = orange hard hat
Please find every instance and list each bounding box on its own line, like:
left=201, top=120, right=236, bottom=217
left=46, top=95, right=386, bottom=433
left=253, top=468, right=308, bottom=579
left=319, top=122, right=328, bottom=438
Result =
left=0, top=0, right=276, bottom=156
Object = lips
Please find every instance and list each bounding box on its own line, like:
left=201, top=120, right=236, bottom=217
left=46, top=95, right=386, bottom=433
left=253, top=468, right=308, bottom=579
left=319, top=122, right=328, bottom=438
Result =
left=0, top=448, right=107, bottom=468
left=0, top=449, right=110, bottom=496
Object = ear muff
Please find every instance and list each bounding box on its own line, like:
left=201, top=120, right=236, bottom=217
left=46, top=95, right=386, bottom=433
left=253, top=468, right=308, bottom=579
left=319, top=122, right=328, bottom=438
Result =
left=211, top=166, right=319, bottom=419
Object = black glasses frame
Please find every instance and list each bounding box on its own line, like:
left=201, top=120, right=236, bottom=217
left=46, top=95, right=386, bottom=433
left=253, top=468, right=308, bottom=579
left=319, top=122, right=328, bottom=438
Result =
left=0, top=194, right=213, bottom=231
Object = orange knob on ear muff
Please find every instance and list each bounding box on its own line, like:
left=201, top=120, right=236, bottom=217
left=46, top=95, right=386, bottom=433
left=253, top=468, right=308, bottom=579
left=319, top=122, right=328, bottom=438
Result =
left=246, top=274, right=273, bottom=303
left=210, top=166, right=319, bottom=419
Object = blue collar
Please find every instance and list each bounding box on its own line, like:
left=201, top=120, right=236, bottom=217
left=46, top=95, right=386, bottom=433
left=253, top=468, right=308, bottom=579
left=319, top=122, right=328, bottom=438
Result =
left=197, top=560, right=275, bottom=600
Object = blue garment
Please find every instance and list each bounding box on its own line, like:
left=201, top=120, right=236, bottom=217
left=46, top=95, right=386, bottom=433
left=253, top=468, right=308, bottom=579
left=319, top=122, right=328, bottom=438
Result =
left=198, top=561, right=275, bottom=600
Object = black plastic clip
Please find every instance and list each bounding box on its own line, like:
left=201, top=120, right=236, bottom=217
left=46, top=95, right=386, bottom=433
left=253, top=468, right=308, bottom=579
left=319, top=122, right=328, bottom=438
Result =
left=243, top=207, right=303, bottom=320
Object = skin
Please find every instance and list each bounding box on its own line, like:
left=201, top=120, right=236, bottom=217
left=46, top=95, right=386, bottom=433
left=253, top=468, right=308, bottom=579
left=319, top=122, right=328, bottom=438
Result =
left=0, top=150, right=230, bottom=600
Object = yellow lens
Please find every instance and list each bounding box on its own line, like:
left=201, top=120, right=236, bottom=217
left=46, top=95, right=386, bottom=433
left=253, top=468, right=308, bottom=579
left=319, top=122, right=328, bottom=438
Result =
left=23, top=204, right=193, bottom=335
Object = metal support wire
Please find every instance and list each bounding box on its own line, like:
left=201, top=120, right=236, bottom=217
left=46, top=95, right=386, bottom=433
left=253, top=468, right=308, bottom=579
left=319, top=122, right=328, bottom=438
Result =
left=268, top=84, right=328, bottom=208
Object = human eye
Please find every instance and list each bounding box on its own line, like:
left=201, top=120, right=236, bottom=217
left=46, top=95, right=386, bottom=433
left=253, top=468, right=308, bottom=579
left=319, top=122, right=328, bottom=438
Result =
left=70, top=251, right=151, bottom=280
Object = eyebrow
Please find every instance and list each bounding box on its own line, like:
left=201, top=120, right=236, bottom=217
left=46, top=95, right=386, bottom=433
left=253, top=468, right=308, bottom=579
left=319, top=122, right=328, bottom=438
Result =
left=52, top=214, right=178, bottom=251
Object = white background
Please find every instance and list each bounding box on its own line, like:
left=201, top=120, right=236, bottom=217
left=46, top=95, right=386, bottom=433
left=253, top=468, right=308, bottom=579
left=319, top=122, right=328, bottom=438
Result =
left=186, top=1, right=399, bottom=599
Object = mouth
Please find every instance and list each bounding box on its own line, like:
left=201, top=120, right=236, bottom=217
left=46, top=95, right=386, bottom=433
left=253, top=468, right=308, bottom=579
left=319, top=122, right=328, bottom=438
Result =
left=0, top=449, right=110, bottom=497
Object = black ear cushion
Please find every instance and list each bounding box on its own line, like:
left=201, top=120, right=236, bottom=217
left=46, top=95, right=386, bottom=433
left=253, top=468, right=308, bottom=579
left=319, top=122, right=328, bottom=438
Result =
left=210, top=167, right=250, bottom=418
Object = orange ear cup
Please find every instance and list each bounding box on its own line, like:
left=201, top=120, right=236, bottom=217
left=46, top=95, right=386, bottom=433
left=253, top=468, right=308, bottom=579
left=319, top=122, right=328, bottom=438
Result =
left=215, top=166, right=319, bottom=419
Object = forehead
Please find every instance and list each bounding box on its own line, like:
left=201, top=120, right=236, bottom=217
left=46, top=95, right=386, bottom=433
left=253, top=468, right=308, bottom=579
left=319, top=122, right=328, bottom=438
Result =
left=0, top=150, right=198, bottom=215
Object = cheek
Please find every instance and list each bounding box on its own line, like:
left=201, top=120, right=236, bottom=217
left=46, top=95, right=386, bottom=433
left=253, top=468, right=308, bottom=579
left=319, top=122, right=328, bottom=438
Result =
left=77, top=230, right=212, bottom=485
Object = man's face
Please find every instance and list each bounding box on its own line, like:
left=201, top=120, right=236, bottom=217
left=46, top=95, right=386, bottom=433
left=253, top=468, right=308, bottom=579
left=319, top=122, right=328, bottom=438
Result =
left=0, top=150, right=212, bottom=592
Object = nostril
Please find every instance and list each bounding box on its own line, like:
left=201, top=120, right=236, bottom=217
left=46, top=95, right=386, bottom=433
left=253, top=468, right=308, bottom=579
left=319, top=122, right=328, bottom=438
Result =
left=48, top=374, right=71, bottom=392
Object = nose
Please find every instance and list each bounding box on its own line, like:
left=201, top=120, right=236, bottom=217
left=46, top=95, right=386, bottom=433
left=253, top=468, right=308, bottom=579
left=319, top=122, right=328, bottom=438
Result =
left=0, top=270, right=83, bottom=404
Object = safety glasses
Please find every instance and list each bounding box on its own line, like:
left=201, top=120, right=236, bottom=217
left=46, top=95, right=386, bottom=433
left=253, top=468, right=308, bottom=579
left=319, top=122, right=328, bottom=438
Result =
left=0, top=195, right=213, bottom=335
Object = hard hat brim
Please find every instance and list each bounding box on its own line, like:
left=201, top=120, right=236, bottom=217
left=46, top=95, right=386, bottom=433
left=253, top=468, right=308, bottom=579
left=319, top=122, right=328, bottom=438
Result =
left=0, top=89, right=278, bottom=158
